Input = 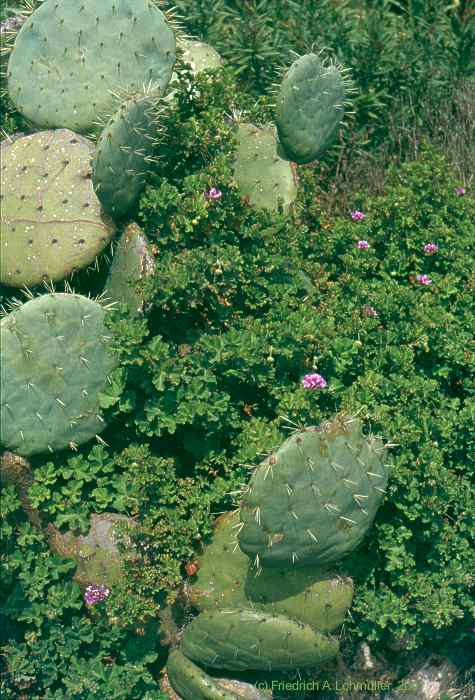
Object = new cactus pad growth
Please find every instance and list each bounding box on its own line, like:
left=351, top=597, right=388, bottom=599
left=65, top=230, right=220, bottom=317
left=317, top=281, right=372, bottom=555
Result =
left=103, top=222, right=155, bottom=316
left=0, top=293, right=118, bottom=456
left=275, top=52, right=352, bottom=164
left=7, top=0, right=176, bottom=133
left=166, top=414, right=390, bottom=699
left=238, top=414, right=389, bottom=568
left=232, top=123, right=297, bottom=213
left=92, top=92, right=162, bottom=219
left=0, top=130, right=116, bottom=288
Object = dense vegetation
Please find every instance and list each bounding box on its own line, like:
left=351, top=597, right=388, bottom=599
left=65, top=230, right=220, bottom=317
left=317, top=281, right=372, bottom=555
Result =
left=1, top=1, right=474, bottom=698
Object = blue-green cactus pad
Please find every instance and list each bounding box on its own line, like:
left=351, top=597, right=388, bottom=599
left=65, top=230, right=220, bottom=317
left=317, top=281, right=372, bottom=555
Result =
left=7, top=0, right=176, bottom=132
left=275, top=53, right=347, bottom=164
left=0, top=293, right=117, bottom=456
left=182, top=608, right=339, bottom=672
left=238, top=415, right=389, bottom=568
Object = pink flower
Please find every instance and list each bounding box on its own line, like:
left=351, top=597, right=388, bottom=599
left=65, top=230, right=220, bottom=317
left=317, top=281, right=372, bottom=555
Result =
left=362, top=305, right=378, bottom=317
left=204, top=187, right=222, bottom=200
left=84, top=584, right=110, bottom=606
left=416, top=274, right=432, bottom=286
left=356, top=240, right=370, bottom=249
left=302, top=373, right=327, bottom=389
left=351, top=210, right=365, bottom=221
left=455, top=187, right=466, bottom=196
left=423, top=243, right=438, bottom=254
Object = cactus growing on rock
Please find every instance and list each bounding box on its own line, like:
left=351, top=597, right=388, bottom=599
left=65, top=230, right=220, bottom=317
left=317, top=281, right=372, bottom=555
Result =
left=0, top=292, right=118, bottom=456
left=0, top=129, right=116, bottom=287
left=166, top=414, right=390, bottom=699
left=6, top=0, right=176, bottom=133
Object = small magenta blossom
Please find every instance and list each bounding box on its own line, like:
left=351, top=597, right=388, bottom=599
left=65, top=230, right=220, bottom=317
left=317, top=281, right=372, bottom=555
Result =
left=84, top=584, right=110, bottom=606
left=302, top=373, right=327, bottom=389
left=416, top=274, right=432, bottom=286
left=455, top=186, right=466, bottom=196
left=356, top=240, right=370, bottom=249
left=204, top=187, right=222, bottom=200
left=362, top=305, right=378, bottom=317
left=423, top=242, right=438, bottom=255
left=351, top=210, right=365, bottom=221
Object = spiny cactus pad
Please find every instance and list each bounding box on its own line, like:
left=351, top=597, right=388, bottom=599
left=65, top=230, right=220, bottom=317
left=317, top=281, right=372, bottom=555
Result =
left=0, top=130, right=115, bottom=288
left=232, top=123, right=297, bottom=213
left=166, top=649, right=271, bottom=700
left=0, top=293, right=117, bottom=456
left=103, top=222, right=155, bottom=316
left=275, top=53, right=348, bottom=164
left=238, top=415, right=389, bottom=568
left=92, top=93, right=160, bottom=219
left=182, top=608, right=339, bottom=672
left=7, top=0, right=176, bottom=132
left=186, top=511, right=353, bottom=633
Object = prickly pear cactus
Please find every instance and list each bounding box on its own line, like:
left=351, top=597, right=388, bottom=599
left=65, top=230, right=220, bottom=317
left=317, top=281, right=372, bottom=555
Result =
left=7, top=0, right=176, bottom=133
left=103, top=222, right=155, bottom=316
left=0, top=293, right=117, bottom=456
left=232, top=123, right=297, bottom=213
left=185, top=512, right=353, bottom=634
left=0, top=130, right=116, bottom=288
left=238, top=415, right=389, bottom=568
left=178, top=38, right=223, bottom=74
left=275, top=52, right=352, bottom=164
left=166, top=649, right=271, bottom=700
left=166, top=414, right=390, bottom=700
left=92, top=92, right=161, bottom=219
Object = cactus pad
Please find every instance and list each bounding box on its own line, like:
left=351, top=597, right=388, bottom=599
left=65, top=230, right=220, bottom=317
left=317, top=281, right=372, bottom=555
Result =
left=0, top=130, right=115, bottom=288
left=275, top=53, right=348, bottom=164
left=0, top=293, right=117, bottom=456
left=103, top=222, right=155, bottom=316
left=186, top=512, right=353, bottom=633
left=7, top=0, right=176, bottom=132
left=179, top=38, right=223, bottom=74
left=182, top=608, right=339, bottom=672
left=238, top=415, right=389, bottom=568
left=232, top=123, right=297, bottom=213
left=92, top=92, right=161, bottom=219
left=166, top=649, right=271, bottom=700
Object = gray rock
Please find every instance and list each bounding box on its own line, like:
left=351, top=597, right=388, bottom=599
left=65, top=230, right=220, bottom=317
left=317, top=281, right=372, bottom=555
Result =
left=383, top=656, right=460, bottom=700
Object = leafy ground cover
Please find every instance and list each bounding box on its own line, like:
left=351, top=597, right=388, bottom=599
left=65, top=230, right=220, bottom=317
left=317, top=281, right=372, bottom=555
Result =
left=1, top=1, right=474, bottom=698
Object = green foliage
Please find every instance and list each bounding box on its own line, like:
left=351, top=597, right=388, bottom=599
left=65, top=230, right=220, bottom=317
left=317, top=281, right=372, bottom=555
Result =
left=161, top=0, right=474, bottom=161
left=0, top=486, right=166, bottom=699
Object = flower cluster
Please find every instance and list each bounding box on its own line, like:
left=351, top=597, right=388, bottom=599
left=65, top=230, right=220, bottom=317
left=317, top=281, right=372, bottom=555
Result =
left=302, top=373, right=327, bottom=389
left=84, top=584, right=110, bottom=606
left=362, top=305, right=378, bottom=317
left=351, top=210, right=366, bottom=221
left=416, top=274, right=432, bottom=286
left=356, top=240, right=370, bottom=249
left=423, top=242, right=438, bottom=255
left=204, top=187, right=222, bottom=200
left=455, top=186, right=466, bottom=196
